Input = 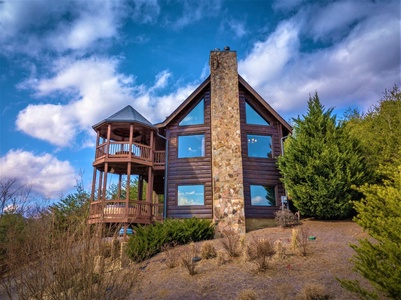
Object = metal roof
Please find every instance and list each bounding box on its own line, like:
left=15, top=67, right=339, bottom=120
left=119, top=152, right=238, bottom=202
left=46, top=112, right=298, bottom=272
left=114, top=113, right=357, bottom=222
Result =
left=93, top=105, right=155, bottom=129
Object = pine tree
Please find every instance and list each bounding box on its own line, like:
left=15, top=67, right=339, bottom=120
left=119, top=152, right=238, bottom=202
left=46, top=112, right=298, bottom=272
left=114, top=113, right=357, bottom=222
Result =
left=339, top=152, right=401, bottom=299
left=278, top=92, right=368, bottom=219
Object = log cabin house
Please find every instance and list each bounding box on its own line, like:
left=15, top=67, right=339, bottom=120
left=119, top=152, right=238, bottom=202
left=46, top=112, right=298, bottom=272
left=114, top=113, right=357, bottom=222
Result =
left=88, top=48, right=292, bottom=235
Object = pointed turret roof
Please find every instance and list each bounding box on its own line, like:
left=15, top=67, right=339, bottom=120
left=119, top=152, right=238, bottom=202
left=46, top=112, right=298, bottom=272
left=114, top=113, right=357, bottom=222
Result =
left=93, top=105, right=155, bottom=129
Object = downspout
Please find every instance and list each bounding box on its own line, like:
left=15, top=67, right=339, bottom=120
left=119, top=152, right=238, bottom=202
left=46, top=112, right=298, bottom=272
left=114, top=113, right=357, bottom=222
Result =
left=156, top=129, right=168, bottom=221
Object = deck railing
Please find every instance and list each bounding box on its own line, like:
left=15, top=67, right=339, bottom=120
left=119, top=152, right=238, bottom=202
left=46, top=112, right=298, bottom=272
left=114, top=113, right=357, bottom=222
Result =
left=88, top=199, right=164, bottom=224
left=95, top=142, right=165, bottom=166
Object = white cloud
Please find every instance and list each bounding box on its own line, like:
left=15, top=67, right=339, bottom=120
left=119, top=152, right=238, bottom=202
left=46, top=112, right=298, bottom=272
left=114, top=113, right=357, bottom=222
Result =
left=239, top=21, right=300, bottom=88
left=239, top=0, right=400, bottom=118
left=16, top=56, right=197, bottom=146
left=0, top=0, right=126, bottom=56
left=0, top=150, right=77, bottom=198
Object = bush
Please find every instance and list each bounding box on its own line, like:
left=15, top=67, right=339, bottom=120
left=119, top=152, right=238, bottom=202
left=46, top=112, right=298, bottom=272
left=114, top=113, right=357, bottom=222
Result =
left=200, top=241, right=217, bottom=259
left=245, top=238, right=275, bottom=272
left=180, top=243, right=198, bottom=275
left=126, top=218, right=214, bottom=263
left=291, top=227, right=310, bottom=256
left=161, top=242, right=179, bottom=268
left=275, top=209, right=299, bottom=227
left=297, top=283, right=331, bottom=300
left=221, top=230, right=243, bottom=258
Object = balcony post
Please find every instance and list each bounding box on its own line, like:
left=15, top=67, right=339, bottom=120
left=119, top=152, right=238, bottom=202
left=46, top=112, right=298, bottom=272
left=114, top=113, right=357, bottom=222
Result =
left=105, top=124, right=111, bottom=159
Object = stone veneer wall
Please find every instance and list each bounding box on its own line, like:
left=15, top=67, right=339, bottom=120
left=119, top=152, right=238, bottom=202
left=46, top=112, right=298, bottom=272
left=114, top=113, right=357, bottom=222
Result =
left=210, top=49, right=246, bottom=236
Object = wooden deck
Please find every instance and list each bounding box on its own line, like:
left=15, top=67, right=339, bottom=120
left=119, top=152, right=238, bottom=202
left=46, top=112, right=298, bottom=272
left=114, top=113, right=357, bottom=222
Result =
left=88, top=200, right=164, bottom=225
left=94, top=141, right=165, bottom=169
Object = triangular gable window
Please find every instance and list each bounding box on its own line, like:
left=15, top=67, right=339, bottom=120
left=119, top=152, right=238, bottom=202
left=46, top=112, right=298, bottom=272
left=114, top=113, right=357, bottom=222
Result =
left=179, top=99, right=204, bottom=126
left=245, top=102, right=270, bottom=126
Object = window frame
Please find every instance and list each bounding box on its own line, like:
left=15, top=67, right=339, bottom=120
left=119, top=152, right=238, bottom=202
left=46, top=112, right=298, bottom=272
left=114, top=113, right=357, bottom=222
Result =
left=245, top=101, right=270, bottom=126
left=179, top=98, right=205, bottom=126
left=177, top=134, right=205, bottom=158
left=247, top=134, right=273, bottom=158
left=177, top=184, right=205, bottom=206
left=249, top=184, right=277, bottom=206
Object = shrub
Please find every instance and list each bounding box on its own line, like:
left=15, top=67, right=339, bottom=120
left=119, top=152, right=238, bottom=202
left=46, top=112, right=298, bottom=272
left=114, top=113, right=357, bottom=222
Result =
left=273, top=239, right=286, bottom=260
left=200, top=241, right=217, bottom=259
left=126, top=218, right=214, bottom=263
left=221, top=230, right=243, bottom=258
left=245, top=238, right=276, bottom=272
left=216, top=249, right=231, bottom=266
left=275, top=209, right=299, bottom=227
left=236, top=289, right=259, bottom=300
left=297, top=283, right=331, bottom=300
left=161, top=242, right=179, bottom=268
left=180, top=243, right=198, bottom=275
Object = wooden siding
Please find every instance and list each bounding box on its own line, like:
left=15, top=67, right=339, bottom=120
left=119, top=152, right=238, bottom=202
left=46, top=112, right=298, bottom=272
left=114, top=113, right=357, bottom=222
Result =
left=165, top=89, right=213, bottom=219
left=239, top=88, right=286, bottom=218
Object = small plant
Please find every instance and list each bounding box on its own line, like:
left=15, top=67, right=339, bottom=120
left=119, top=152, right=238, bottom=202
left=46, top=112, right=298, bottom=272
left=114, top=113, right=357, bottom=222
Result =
left=221, top=230, right=242, bottom=258
left=200, top=241, right=217, bottom=259
left=236, top=289, right=259, bottom=300
left=216, top=249, right=231, bottom=266
left=297, top=283, right=331, bottom=300
left=273, top=239, right=286, bottom=260
left=161, top=242, right=179, bottom=268
left=180, top=243, right=198, bottom=275
left=245, top=237, right=276, bottom=272
left=291, top=226, right=310, bottom=256
left=275, top=208, right=299, bottom=227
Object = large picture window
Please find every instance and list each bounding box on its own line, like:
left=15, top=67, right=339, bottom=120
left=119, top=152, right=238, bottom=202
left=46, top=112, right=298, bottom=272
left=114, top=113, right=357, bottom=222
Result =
left=178, top=134, right=205, bottom=158
left=178, top=185, right=204, bottom=206
left=250, top=185, right=276, bottom=206
left=179, top=99, right=204, bottom=126
left=245, top=102, right=270, bottom=126
left=247, top=134, right=273, bottom=158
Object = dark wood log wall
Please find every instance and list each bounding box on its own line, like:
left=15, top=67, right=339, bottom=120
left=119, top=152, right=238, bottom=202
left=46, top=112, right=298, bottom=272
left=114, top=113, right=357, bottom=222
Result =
left=165, top=88, right=213, bottom=219
left=165, top=84, right=286, bottom=219
left=239, top=87, right=286, bottom=218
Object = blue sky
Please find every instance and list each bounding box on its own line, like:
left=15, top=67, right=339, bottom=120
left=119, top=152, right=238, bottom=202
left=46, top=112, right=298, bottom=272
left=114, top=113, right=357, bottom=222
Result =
left=0, top=0, right=400, bottom=201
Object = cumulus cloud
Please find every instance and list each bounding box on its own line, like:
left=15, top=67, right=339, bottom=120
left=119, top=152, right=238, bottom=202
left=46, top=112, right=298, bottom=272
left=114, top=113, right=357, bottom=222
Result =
left=0, top=150, right=77, bottom=198
left=16, top=57, right=197, bottom=146
left=239, top=0, right=400, bottom=118
left=0, top=0, right=126, bottom=56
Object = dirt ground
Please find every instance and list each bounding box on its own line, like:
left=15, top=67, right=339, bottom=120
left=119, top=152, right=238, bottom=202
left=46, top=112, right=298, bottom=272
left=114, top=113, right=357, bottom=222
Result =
left=127, top=220, right=376, bottom=300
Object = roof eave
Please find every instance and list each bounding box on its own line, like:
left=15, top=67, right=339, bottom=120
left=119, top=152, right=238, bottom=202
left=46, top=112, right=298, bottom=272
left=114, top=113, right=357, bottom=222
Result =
left=238, top=75, right=292, bottom=133
left=155, top=76, right=211, bottom=129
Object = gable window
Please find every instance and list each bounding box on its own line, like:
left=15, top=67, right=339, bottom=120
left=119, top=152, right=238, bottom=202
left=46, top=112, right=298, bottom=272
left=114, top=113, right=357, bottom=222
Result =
left=247, top=134, right=273, bottom=158
left=250, top=185, right=276, bottom=206
left=178, top=134, right=205, bottom=158
left=179, top=99, right=204, bottom=126
left=178, top=185, right=204, bottom=206
left=245, top=102, right=270, bottom=126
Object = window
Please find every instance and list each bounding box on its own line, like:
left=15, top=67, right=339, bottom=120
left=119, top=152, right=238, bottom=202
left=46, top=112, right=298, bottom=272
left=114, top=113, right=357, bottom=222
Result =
left=179, top=99, right=204, bottom=126
left=178, top=185, right=204, bottom=206
left=250, top=185, right=276, bottom=206
left=245, top=102, right=270, bottom=126
left=247, top=134, right=272, bottom=158
left=178, top=134, right=205, bottom=158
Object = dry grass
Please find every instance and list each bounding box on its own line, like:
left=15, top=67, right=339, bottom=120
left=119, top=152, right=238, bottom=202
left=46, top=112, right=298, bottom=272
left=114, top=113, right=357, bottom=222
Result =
left=128, top=220, right=375, bottom=300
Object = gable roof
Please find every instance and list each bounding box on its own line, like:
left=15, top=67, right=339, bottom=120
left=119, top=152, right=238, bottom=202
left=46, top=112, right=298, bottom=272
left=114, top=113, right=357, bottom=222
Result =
left=93, top=105, right=155, bottom=129
left=155, top=76, right=211, bottom=128
left=238, top=75, right=292, bottom=133
left=155, top=75, right=292, bottom=133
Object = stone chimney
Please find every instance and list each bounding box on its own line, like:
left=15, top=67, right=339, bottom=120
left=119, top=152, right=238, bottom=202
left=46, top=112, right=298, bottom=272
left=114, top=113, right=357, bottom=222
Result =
left=210, top=47, right=246, bottom=236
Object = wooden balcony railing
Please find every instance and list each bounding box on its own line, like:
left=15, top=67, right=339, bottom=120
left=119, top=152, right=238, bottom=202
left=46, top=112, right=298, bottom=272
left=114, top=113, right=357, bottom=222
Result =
left=95, top=142, right=165, bottom=166
left=88, top=200, right=164, bottom=224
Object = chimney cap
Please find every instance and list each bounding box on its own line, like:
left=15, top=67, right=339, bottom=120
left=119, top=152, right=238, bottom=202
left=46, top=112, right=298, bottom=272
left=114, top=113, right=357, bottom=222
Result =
left=224, top=46, right=230, bottom=51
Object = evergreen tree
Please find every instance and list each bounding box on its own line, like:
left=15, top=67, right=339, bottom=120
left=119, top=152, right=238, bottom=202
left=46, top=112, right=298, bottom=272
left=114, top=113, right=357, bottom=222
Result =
left=345, top=85, right=401, bottom=182
left=278, top=92, right=368, bottom=219
left=339, top=151, right=401, bottom=299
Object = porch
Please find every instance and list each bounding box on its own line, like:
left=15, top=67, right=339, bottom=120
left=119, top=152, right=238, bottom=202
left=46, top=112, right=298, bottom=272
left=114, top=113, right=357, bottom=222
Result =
left=88, top=200, right=164, bottom=225
left=94, top=141, right=165, bottom=169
